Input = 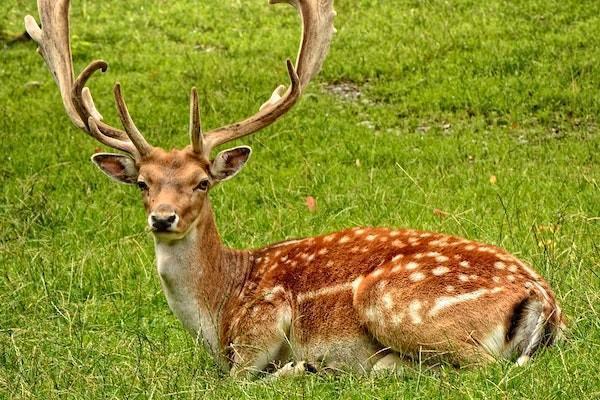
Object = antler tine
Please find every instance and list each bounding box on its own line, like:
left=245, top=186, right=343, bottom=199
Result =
left=25, top=0, right=152, bottom=159
left=200, top=0, right=336, bottom=156
left=189, top=87, right=204, bottom=154
left=113, top=84, right=153, bottom=157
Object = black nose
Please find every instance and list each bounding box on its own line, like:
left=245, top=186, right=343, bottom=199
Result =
left=151, top=214, right=177, bottom=232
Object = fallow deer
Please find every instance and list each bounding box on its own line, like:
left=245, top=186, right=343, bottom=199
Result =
left=26, top=0, right=565, bottom=378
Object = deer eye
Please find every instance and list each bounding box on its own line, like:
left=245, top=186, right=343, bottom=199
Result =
left=136, top=181, right=149, bottom=191
left=194, top=179, right=209, bottom=192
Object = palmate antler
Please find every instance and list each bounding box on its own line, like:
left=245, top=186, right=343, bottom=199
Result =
left=25, top=0, right=335, bottom=159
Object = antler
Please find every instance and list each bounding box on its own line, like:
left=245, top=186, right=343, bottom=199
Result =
left=191, top=0, right=336, bottom=157
left=24, top=0, right=152, bottom=159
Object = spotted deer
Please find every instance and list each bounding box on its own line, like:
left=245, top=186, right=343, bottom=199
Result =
left=26, top=0, right=564, bottom=378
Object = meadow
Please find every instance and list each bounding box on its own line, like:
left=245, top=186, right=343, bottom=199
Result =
left=1, top=0, right=599, bottom=398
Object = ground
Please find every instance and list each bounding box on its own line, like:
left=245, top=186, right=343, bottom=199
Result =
left=0, top=0, right=599, bottom=398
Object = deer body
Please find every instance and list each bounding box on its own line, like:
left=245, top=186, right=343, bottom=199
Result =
left=26, top=0, right=564, bottom=379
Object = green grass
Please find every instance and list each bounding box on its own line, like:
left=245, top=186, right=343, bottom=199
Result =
left=1, top=0, right=599, bottom=398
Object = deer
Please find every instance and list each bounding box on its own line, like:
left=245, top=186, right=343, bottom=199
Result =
left=25, top=0, right=565, bottom=378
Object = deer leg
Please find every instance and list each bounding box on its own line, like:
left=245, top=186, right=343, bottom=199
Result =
left=228, top=294, right=293, bottom=379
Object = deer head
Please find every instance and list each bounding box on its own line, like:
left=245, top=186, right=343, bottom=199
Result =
left=25, top=0, right=335, bottom=240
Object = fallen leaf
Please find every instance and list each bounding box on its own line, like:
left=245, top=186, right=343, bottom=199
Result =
left=305, top=196, right=317, bottom=212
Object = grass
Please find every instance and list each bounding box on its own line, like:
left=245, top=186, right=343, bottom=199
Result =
left=1, top=0, right=599, bottom=398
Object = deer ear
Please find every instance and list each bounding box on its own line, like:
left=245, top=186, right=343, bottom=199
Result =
left=91, top=153, right=139, bottom=184
left=210, top=146, right=252, bottom=182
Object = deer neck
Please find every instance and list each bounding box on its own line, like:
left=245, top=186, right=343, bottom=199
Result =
left=153, top=199, right=252, bottom=355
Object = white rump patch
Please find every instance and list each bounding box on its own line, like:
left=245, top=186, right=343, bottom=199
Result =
left=481, top=324, right=508, bottom=357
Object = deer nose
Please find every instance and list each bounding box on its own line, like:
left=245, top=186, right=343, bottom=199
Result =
left=149, top=211, right=178, bottom=232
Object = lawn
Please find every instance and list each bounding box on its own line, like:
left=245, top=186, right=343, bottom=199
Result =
left=1, top=0, right=599, bottom=398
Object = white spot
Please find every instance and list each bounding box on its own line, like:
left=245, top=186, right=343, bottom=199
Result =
left=297, top=282, right=353, bottom=302
left=256, top=257, right=263, bottom=263
left=350, top=246, right=360, bottom=253
left=419, top=232, right=433, bottom=238
left=429, top=287, right=505, bottom=316
left=280, top=255, right=288, bottom=262
left=408, top=237, right=420, bottom=245
left=507, top=275, right=516, bottom=282
left=414, top=253, right=424, bottom=259
left=458, top=274, right=469, bottom=282
left=492, top=276, right=501, bottom=283
left=453, top=254, right=461, bottom=260
left=382, top=293, right=394, bottom=309
left=391, top=312, right=405, bottom=326
left=366, top=234, right=377, bottom=241
left=445, top=285, right=455, bottom=292
left=389, top=231, right=400, bottom=237
left=469, top=274, right=479, bottom=280
left=379, top=236, right=388, bottom=242
left=432, top=266, right=450, bottom=276
left=410, top=272, right=425, bottom=282
left=360, top=247, right=370, bottom=253
left=508, top=264, right=518, bottom=273
left=425, top=251, right=442, bottom=257
left=365, top=307, right=378, bottom=321
left=371, top=269, right=383, bottom=278
left=392, top=254, right=404, bottom=262
left=273, top=250, right=282, bottom=257
left=299, top=253, right=308, bottom=260
left=494, top=261, right=506, bottom=270
left=496, top=253, right=512, bottom=261
left=307, top=254, right=315, bottom=262
left=464, top=245, right=476, bottom=251
left=408, top=300, right=423, bottom=324
left=459, top=260, right=471, bottom=268
left=406, top=261, right=419, bottom=270
left=324, top=234, right=336, bottom=242
left=391, top=265, right=403, bottom=273
left=318, top=248, right=328, bottom=256
left=392, top=239, right=405, bottom=248
left=351, top=276, right=364, bottom=295
left=435, top=255, right=449, bottom=262
left=354, top=228, right=365, bottom=235
left=339, top=235, right=351, bottom=244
